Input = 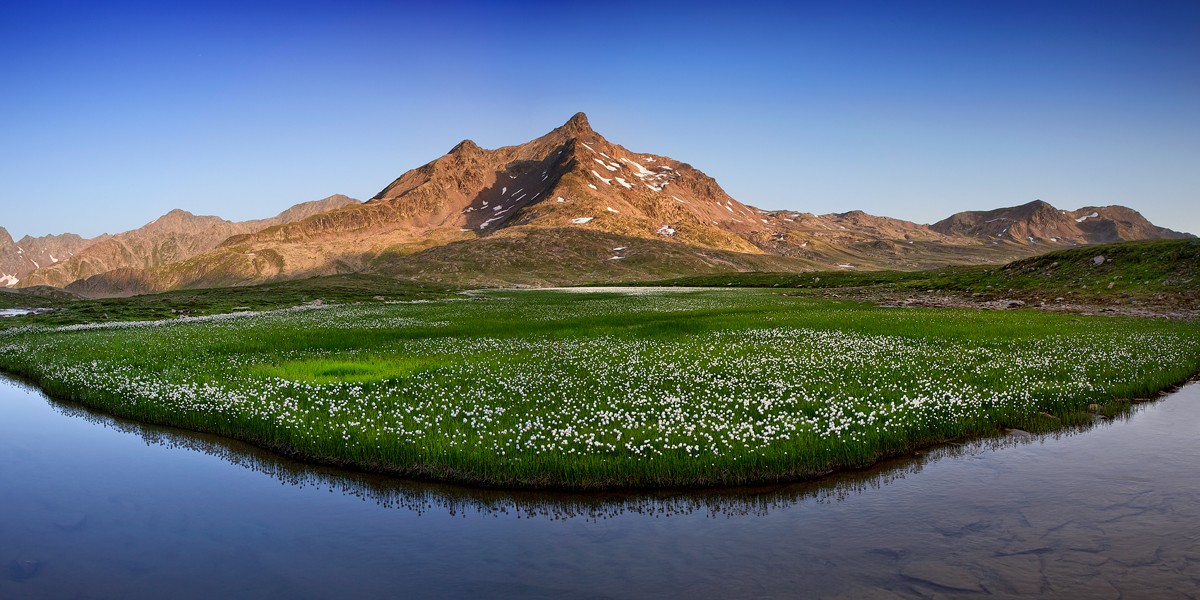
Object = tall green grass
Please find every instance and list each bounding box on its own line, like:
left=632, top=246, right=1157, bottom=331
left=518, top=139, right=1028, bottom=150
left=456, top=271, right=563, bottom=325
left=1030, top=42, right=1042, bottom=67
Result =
left=250, top=356, right=450, bottom=384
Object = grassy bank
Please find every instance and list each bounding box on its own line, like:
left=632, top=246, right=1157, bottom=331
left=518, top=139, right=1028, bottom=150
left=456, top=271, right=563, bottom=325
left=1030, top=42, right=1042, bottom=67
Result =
left=1, top=288, right=1196, bottom=490
left=629, top=239, right=1200, bottom=308
left=0, top=273, right=456, bottom=329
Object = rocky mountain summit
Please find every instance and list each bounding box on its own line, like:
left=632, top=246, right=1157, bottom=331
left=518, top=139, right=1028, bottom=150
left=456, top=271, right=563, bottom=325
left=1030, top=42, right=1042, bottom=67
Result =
left=4, top=113, right=1190, bottom=294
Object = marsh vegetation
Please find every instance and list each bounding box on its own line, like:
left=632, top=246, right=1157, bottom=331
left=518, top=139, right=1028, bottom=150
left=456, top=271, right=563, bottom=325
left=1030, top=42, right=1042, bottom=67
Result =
left=1, top=288, right=1195, bottom=489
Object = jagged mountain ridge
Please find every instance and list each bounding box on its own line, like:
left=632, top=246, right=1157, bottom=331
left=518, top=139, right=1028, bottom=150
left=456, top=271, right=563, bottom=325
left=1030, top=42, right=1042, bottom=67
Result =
left=0, top=227, right=107, bottom=287
left=217, top=113, right=765, bottom=253
left=15, top=195, right=361, bottom=289
left=60, top=113, right=789, bottom=294
left=930, top=200, right=1190, bottom=245
left=17, top=113, right=1192, bottom=295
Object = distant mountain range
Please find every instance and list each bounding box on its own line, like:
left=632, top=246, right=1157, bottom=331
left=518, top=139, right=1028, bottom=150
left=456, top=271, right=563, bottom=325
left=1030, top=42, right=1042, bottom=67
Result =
left=3, top=195, right=359, bottom=289
left=0, top=230, right=102, bottom=287
left=2, top=113, right=1191, bottom=295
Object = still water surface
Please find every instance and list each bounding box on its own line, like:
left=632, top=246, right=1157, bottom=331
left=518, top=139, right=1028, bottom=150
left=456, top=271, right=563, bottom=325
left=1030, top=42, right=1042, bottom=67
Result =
left=2, top=374, right=1198, bottom=599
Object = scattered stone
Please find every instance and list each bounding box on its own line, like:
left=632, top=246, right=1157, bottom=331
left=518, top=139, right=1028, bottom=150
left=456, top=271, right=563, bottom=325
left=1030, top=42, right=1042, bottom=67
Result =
left=1004, top=300, right=1025, bottom=309
left=819, top=587, right=909, bottom=600
left=1092, top=255, right=1105, bottom=266
left=231, top=306, right=252, bottom=311
left=373, top=296, right=386, bottom=301
left=900, top=561, right=984, bottom=592
left=8, top=558, right=40, bottom=579
left=1050, top=577, right=1121, bottom=599
left=988, top=553, right=1045, bottom=595
left=52, top=511, right=86, bottom=529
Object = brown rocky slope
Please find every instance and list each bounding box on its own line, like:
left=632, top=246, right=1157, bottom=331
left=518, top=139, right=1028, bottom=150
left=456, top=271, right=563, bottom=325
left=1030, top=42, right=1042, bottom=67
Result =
left=44, top=113, right=1194, bottom=295
left=17, top=195, right=360, bottom=289
left=0, top=228, right=106, bottom=288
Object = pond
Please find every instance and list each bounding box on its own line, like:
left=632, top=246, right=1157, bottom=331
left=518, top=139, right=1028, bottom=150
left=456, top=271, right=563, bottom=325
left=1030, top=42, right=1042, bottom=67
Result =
left=0, top=309, right=45, bottom=318
left=1, top=374, right=1197, bottom=598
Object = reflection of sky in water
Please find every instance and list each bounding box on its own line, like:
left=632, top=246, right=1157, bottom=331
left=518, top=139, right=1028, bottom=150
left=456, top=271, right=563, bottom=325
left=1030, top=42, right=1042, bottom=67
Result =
left=0, top=308, right=39, bottom=317
left=2, top=373, right=1198, bottom=599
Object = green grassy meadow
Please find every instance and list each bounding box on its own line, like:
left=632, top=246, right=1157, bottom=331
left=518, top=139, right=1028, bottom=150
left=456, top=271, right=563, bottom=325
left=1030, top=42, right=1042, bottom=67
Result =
left=631, top=239, right=1200, bottom=307
left=1, top=287, right=1196, bottom=489
left=0, top=273, right=455, bottom=329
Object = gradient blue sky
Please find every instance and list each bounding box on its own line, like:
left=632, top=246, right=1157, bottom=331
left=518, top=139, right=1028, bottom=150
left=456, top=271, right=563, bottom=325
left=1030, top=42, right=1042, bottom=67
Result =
left=2, top=0, right=1197, bottom=240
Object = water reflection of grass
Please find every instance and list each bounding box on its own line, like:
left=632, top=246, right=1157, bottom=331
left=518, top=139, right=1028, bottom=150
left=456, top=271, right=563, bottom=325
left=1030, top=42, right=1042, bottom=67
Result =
left=33, top=377, right=1172, bottom=520
left=1, top=290, right=1196, bottom=490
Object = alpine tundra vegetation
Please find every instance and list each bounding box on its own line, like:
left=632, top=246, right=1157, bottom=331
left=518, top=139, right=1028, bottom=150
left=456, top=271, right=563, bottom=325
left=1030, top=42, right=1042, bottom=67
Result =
left=1, top=288, right=1195, bottom=489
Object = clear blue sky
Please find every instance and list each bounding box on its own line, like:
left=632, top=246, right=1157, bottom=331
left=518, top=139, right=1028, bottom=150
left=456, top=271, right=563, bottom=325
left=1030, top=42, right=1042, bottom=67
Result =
left=2, top=0, right=1197, bottom=240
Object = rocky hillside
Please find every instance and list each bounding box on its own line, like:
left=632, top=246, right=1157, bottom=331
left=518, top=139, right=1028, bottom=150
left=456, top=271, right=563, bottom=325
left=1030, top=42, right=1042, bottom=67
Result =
left=17, top=195, right=359, bottom=289
left=0, top=228, right=105, bottom=287
left=931, top=200, right=1191, bottom=245
left=24, top=113, right=1193, bottom=296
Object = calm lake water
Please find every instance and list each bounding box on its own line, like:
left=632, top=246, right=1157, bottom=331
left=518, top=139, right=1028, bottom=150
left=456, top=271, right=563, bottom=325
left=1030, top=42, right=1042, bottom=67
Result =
left=2, top=374, right=1197, bottom=599
left=0, top=309, right=40, bottom=318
